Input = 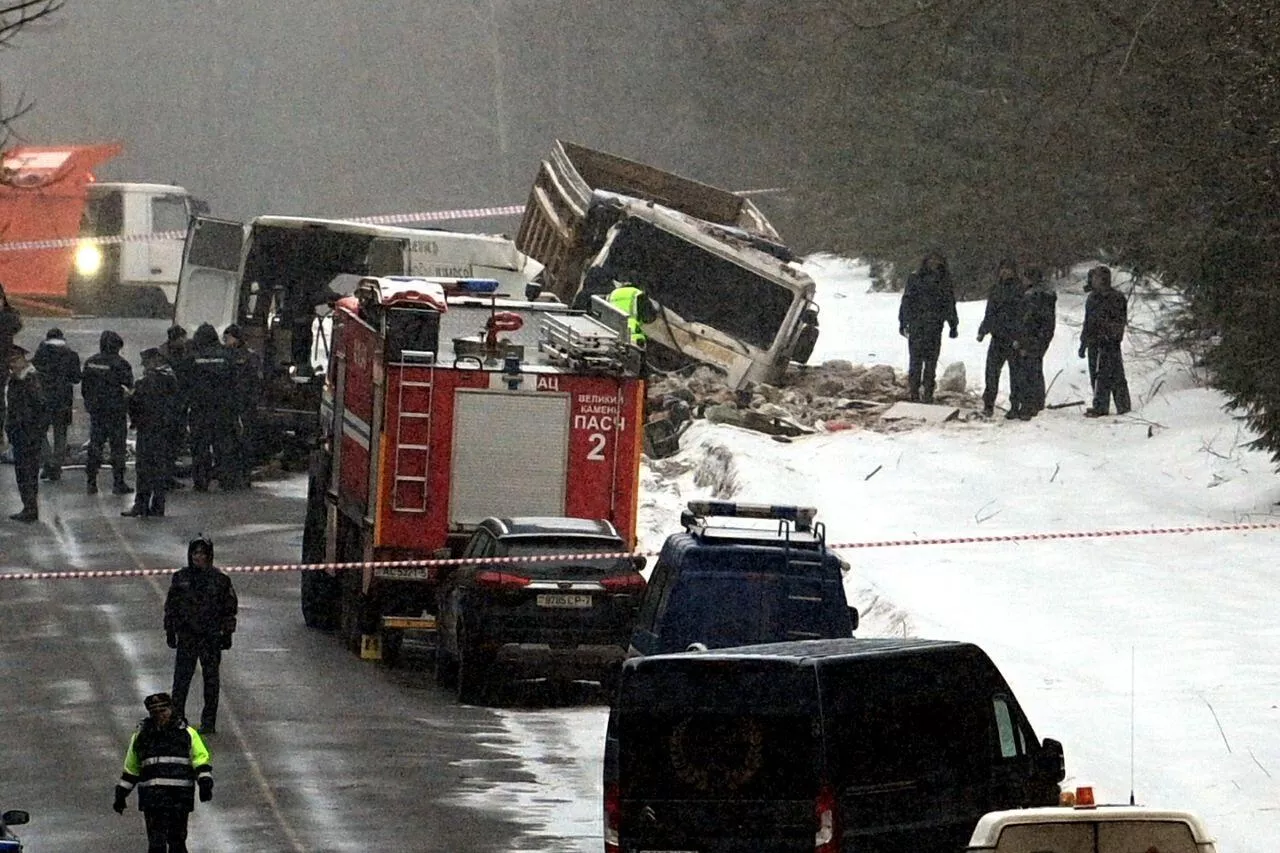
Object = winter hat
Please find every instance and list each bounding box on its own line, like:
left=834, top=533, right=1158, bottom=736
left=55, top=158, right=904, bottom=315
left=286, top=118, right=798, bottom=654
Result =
left=99, top=330, right=124, bottom=353
left=192, top=323, right=219, bottom=348
left=188, top=535, right=214, bottom=564
left=45, top=327, right=64, bottom=340
left=223, top=324, right=242, bottom=341
left=140, top=347, right=162, bottom=363
left=166, top=325, right=188, bottom=343
left=144, top=692, right=174, bottom=712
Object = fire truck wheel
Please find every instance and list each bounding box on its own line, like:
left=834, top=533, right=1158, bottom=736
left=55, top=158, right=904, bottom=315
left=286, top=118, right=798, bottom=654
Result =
left=300, top=571, right=337, bottom=630
left=380, top=629, right=404, bottom=667
left=456, top=624, right=494, bottom=706
left=434, top=642, right=458, bottom=688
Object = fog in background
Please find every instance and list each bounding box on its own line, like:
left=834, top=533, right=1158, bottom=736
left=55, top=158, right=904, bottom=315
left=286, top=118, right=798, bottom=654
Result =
left=7, top=1, right=783, bottom=231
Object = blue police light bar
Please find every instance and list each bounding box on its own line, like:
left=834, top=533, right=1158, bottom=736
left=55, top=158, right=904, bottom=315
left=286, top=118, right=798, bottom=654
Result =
left=685, top=500, right=817, bottom=530
left=450, top=278, right=500, bottom=294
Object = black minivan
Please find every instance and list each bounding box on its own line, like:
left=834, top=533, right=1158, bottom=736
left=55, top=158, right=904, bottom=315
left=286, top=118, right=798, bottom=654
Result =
left=603, top=638, right=1065, bottom=852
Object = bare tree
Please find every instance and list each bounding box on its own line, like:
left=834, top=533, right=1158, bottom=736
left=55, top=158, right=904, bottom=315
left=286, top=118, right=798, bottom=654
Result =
left=0, top=0, right=64, bottom=148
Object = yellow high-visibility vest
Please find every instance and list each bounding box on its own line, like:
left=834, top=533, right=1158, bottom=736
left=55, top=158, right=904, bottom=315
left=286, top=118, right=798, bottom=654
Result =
left=608, top=285, right=647, bottom=345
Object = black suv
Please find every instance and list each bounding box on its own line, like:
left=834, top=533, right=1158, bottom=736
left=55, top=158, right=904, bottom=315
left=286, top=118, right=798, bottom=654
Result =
left=434, top=516, right=645, bottom=704
left=628, top=501, right=857, bottom=657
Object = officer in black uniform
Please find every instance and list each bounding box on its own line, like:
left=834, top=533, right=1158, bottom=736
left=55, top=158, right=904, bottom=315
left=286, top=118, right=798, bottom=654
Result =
left=82, top=330, right=135, bottom=496
left=123, top=348, right=179, bottom=518
left=221, top=324, right=261, bottom=490
left=32, top=327, right=81, bottom=481
left=182, top=323, right=237, bottom=492
left=6, top=345, right=48, bottom=522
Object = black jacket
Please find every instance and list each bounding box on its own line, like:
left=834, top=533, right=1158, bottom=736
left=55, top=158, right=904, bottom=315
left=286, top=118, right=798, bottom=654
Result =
left=978, top=276, right=1026, bottom=342
left=898, top=268, right=959, bottom=335
left=1019, top=281, right=1057, bottom=356
left=181, top=342, right=235, bottom=414
left=130, top=365, right=180, bottom=459
left=81, top=352, right=134, bottom=415
left=164, top=553, right=238, bottom=641
left=32, top=338, right=82, bottom=415
left=1082, top=287, right=1127, bottom=346
left=6, top=368, right=48, bottom=450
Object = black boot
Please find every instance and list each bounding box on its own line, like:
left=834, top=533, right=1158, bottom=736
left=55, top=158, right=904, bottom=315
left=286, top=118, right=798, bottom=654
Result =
left=121, top=503, right=147, bottom=517
left=112, top=471, right=134, bottom=495
left=86, top=476, right=98, bottom=495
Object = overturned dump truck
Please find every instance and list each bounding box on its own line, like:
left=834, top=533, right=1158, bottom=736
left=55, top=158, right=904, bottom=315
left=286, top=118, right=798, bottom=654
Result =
left=516, top=140, right=819, bottom=389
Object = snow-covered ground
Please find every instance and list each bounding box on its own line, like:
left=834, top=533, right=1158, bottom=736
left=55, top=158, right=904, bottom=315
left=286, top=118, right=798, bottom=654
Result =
left=466, top=257, right=1280, bottom=852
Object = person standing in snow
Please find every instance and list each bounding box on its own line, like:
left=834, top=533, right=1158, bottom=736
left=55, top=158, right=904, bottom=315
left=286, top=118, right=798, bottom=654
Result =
left=1013, top=266, right=1057, bottom=419
left=977, top=258, right=1026, bottom=418
left=898, top=252, right=959, bottom=404
left=1079, top=265, right=1131, bottom=417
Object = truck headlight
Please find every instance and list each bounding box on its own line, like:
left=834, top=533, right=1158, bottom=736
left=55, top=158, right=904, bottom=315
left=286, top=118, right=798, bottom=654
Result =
left=74, top=242, right=103, bottom=277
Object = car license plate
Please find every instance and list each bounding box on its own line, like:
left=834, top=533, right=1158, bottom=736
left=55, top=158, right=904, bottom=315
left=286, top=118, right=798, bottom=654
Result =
left=536, top=593, right=593, bottom=609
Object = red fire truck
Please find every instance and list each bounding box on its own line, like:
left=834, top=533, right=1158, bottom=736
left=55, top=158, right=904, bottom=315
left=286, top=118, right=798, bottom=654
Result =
left=300, top=275, right=646, bottom=662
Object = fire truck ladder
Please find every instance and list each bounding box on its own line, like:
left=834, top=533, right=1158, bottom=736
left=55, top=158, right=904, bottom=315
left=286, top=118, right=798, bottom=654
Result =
left=391, top=366, right=435, bottom=513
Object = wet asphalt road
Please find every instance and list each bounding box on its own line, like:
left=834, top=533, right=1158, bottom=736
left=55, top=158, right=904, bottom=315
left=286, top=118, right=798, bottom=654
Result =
left=0, top=317, right=552, bottom=852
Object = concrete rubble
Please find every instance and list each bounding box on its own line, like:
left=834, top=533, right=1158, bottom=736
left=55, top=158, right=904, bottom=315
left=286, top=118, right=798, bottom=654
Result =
left=644, top=359, right=982, bottom=457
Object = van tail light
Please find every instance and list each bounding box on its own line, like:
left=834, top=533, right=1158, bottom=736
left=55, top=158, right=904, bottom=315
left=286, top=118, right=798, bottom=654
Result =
left=603, top=780, right=622, bottom=853
left=475, top=570, right=532, bottom=590
left=600, top=573, right=646, bottom=593
left=814, top=781, right=840, bottom=853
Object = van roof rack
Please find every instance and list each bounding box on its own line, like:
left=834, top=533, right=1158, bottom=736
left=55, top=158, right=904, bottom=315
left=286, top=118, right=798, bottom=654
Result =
left=682, top=500, right=817, bottom=532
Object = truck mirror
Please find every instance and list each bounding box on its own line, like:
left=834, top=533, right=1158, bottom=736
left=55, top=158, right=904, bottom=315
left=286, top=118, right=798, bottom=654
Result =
left=848, top=606, right=860, bottom=632
left=631, top=555, right=647, bottom=572
left=524, top=282, right=543, bottom=301
left=1036, top=737, right=1066, bottom=782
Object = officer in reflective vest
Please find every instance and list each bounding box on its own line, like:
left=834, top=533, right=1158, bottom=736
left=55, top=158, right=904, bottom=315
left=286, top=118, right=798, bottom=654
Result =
left=608, top=281, right=649, bottom=346
left=114, top=692, right=213, bottom=852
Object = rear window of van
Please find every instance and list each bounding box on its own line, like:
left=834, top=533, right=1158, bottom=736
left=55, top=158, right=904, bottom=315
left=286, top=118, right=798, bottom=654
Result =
left=991, top=819, right=1200, bottom=853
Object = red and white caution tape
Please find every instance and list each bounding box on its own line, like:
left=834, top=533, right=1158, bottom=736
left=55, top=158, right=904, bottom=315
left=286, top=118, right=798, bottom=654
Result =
left=1, top=519, right=1276, bottom=582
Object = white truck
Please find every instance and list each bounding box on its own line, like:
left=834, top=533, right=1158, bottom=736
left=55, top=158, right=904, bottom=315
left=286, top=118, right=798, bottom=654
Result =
left=967, top=798, right=1217, bottom=853
left=72, top=181, right=208, bottom=317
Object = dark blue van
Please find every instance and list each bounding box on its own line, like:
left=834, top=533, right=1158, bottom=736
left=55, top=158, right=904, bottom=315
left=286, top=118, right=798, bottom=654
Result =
left=0, top=809, right=29, bottom=853
left=628, top=501, right=857, bottom=657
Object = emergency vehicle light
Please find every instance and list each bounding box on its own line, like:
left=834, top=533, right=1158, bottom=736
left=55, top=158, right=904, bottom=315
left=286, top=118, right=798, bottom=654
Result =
left=685, top=501, right=817, bottom=530
left=1073, top=786, right=1096, bottom=808
left=441, top=278, right=500, bottom=294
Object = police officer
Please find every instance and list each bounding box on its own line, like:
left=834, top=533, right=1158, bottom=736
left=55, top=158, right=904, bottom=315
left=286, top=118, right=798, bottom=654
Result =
left=221, top=324, right=261, bottom=490
left=32, top=327, right=81, bottom=481
left=159, top=325, right=191, bottom=490
left=82, top=330, right=134, bottom=496
left=164, top=536, right=238, bottom=735
left=6, top=345, right=47, bottom=522
left=123, top=348, right=178, bottom=518
left=898, top=252, right=959, bottom=404
left=113, top=691, right=213, bottom=853
left=182, top=323, right=238, bottom=492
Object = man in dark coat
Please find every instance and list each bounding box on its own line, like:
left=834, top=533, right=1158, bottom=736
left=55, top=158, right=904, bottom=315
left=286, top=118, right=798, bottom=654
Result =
left=977, top=259, right=1026, bottom=418
left=221, top=324, right=261, bottom=490
left=1079, top=265, right=1131, bottom=417
left=158, top=325, right=191, bottom=489
left=6, top=345, right=48, bottom=522
left=33, top=327, right=82, bottom=481
left=123, top=348, right=179, bottom=518
left=113, top=691, right=213, bottom=853
left=898, top=252, right=959, bottom=404
left=0, top=281, right=23, bottom=454
left=182, top=323, right=238, bottom=491
left=82, top=329, right=135, bottom=495
left=1013, top=267, right=1057, bottom=419
left=164, top=536, right=238, bottom=735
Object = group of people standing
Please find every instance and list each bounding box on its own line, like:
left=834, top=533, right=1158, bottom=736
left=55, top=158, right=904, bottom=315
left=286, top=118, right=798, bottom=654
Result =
left=2, top=306, right=262, bottom=522
left=897, top=254, right=1130, bottom=418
